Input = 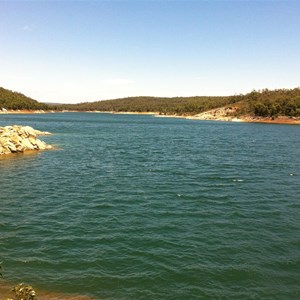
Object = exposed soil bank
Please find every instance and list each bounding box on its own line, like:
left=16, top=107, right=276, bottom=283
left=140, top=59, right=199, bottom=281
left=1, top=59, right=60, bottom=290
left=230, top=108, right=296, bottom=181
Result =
left=156, top=106, right=300, bottom=125
left=0, top=110, right=50, bottom=114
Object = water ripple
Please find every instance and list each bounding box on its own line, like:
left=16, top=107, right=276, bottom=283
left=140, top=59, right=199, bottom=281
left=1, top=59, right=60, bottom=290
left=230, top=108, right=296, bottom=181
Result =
left=1, top=113, right=300, bottom=299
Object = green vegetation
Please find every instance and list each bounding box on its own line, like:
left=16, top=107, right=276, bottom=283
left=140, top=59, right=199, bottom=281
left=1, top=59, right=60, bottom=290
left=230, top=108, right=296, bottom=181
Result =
left=59, top=95, right=242, bottom=115
left=58, top=87, right=300, bottom=118
left=1, top=85, right=300, bottom=118
left=0, top=87, right=49, bottom=110
left=237, top=88, right=300, bottom=117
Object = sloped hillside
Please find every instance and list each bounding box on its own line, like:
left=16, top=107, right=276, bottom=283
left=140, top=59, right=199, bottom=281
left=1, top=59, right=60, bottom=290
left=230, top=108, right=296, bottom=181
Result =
left=58, top=88, right=300, bottom=118
left=0, top=87, right=49, bottom=110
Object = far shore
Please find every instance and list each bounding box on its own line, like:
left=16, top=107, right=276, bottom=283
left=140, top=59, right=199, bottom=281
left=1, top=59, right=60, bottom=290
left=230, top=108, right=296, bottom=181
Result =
left=155, top=115, right=300, bottom=125
left=0, top=109, right=50, bottom=114
left=1, top=109, right=300, bottom=125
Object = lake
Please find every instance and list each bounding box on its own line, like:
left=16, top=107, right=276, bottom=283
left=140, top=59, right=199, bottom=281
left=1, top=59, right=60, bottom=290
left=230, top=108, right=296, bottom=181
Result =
left=0, top=113, right=300, bottom=299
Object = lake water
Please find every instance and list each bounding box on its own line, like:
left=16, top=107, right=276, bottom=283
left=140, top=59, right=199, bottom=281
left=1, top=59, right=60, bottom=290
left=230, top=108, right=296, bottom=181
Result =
left=0, top=113, right=300, bottom=299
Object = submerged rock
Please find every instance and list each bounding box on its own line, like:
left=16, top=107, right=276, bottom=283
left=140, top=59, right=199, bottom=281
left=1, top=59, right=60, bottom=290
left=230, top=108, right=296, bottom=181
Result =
left=8, top=283, right=37, bottom=300
left=0, top=125, right=52, bottom=155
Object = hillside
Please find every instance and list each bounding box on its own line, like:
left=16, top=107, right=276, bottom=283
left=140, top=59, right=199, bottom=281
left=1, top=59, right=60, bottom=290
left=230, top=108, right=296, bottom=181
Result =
left=58, top=87, right=300, bottom=118
left=58, top=95, right=243, bottom=115
left=1, top=86, right=300, bottom=119
left=236, top=88, right=300, bottom=118
left=0, top=87, right=49, bottom=110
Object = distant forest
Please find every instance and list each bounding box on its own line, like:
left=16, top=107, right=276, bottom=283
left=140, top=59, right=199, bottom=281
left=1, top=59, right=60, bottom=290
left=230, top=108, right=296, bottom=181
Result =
left=57, top=95, right=240, bottom=115
left=1, top=86, right=300, bottom=117
left=57, top=87, right=300, bottom=117
left=0, top=87, right=49, bottom=110
left=237, top=88, right=300, bottom=118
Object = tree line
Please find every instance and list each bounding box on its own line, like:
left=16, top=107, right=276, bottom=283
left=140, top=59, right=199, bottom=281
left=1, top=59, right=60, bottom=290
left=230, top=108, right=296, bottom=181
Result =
left=58, top=87, right=300, bottom=117
left=58, top=95, right=242, bottom=115
left=1, top=86, right=300, bottom=117
left=237, top=88, right=300, bottom=117
left=0, top=87, right=49, bottom=110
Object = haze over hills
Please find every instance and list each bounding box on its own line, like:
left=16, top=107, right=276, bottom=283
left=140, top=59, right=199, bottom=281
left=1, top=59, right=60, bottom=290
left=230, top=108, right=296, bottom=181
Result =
left=1, top=86, right=300, bottom=119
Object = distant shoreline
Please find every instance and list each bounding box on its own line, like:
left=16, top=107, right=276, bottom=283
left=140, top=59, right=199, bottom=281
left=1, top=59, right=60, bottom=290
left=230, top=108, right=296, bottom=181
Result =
left=0, top=109, right=50, bottom=114
left=1, top=109, right=300, bottom=125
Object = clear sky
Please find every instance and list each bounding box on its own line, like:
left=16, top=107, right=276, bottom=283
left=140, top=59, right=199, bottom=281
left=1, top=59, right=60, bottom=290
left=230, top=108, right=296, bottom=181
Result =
left=0, top=0, right=300, bottom=103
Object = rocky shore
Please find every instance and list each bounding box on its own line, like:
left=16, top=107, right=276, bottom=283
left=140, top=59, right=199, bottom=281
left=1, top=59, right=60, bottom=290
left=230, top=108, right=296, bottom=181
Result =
left=0, top=125, right=52, bottom=155
left=0, top=109, right=49, bottom=114
left=155, top=106, right=300, bottom=125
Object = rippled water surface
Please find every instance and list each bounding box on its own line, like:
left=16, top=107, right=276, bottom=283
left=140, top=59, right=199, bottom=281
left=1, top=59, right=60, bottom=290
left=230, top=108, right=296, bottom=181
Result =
left=0, top=113, right=300, bottom=299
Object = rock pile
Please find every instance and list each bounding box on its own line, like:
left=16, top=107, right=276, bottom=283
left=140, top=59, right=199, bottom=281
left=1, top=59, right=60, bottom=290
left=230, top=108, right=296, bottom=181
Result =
left=188, top=106, right=239, bottom=121
left=0, top=125, right=52, bottom=155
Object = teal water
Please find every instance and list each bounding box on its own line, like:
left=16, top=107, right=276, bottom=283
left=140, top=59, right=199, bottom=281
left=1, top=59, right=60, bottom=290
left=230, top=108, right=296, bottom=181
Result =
left=0, top=113, right=300, bottom=299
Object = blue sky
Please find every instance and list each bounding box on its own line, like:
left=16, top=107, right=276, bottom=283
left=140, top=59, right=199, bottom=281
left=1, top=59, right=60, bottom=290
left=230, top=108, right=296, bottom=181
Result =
left=0, top=0, right=300, bottom=103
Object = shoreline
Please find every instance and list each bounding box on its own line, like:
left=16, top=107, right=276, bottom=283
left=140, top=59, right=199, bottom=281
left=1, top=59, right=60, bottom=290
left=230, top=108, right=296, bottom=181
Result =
left=0, top=109, right=50, bottom=114
left=1, top=109, right=300, bottom=125
left=184, top=114, right=300, bottom=125
left=0, top=280, right=95, bottom=300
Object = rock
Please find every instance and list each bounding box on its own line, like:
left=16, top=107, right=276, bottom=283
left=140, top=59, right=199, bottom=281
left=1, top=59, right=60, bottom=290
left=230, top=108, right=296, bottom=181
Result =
left=7, top=141, right=17, bottom=152
left=11, top=283, right=37, bottom=300
left=35, top=139, right=46, bottom=150
left=20, top=138, right=35, bottom=150
left=0, top=125, right=53, bottom=155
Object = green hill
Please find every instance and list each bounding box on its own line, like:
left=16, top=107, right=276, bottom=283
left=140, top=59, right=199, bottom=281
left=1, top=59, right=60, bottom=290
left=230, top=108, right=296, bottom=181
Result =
left=1, top=85, right=299, bottom=118
left=0, top=87, right=49, bottom=110
left=59, top=87, right=300, bottom=118
left=236, top=88, right=300, bottom=117
left=59, top=95, right=242, bottom=115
